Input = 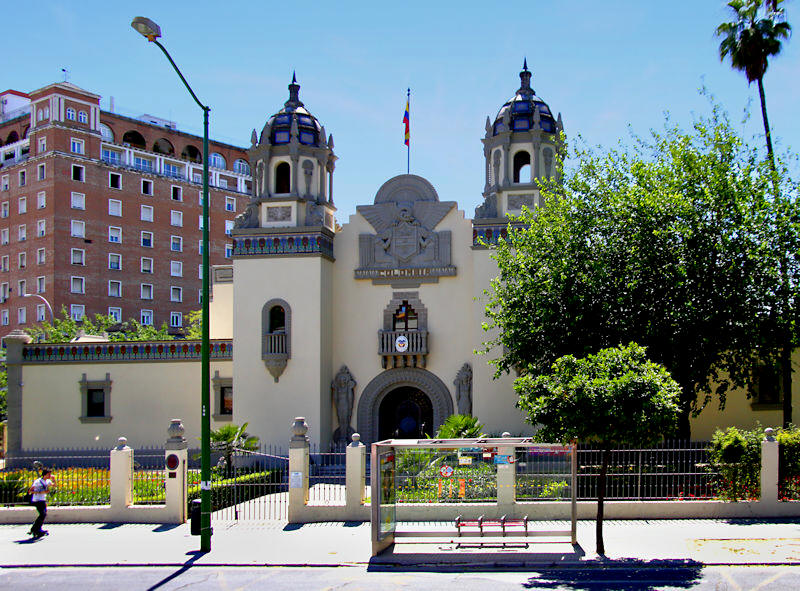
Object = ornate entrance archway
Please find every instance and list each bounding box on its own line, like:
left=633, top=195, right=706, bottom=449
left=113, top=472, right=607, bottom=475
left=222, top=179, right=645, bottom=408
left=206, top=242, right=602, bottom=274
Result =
left=356, top=368, right=454, bottom=444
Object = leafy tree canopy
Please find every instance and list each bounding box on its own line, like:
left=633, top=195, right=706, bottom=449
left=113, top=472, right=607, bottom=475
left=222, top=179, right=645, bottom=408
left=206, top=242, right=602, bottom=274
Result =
left=484, top=103, right=800, bottom=436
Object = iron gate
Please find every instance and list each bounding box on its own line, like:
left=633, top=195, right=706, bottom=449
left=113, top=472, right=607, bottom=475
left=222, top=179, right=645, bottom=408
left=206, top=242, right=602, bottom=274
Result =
left=209, top=444, right=288, bottom=521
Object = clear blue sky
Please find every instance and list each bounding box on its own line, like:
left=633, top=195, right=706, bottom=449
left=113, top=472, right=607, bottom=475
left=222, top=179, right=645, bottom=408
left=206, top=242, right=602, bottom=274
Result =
left=5, top=1, right=799, bottom=220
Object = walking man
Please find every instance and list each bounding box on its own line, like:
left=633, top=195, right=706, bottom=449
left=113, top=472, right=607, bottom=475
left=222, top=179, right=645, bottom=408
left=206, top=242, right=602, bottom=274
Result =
left=29, top=469, right=55, bottom=538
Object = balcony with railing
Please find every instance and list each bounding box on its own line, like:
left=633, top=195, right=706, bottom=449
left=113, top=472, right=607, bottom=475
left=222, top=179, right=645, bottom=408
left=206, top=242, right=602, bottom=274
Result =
left=264, top=332, right=287, bottom=355
left=378, top=329, right=428, bottom=369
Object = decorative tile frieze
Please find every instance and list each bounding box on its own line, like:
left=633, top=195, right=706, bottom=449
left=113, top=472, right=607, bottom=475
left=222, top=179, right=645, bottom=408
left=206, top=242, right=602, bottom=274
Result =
left=21, top=339, right=233, bottom=364
left=232, top=232, right=334, bottom=259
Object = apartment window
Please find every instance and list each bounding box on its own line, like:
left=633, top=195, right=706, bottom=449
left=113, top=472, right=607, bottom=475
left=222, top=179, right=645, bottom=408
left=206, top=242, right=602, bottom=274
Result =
left=108, top=253, right=121, bottom=270
left=70, top=138, right=84, bottom=155
left=170, top=210, right=183, bottom=227
left=71, top=276, right=85, bottom=294
left=18, top=307, right=26, bottom=324
left=17, top=280, right=26, bottom=297
left=38, top=138, right=46, bottom=153
left=36, top=304, right=46, bottom=321
left=0, top=283, right=7, bottom=300
left=164, top=163, right=181, bottom=178
left=141, top=284, right=153, bottom=300
left=18, top=196, right=26, bottom=214
left=170, top=261, right=182, bottom=277
left=37, top=163, right=46, bottom=181
left=198, top=289, right=203, bottom=304
left=198, top=264, right=203, bottom=279
left=0, top=229, right=7, bottom=245
left=170, top=236, right=182, bottom=252
left=140, top=205, right=153, bottom=222
left=170, top=311, right=183, bottom=328
left=18, top=252, right=26, bottom=269
left=170, top=286, right=182, bottom=302
left=234, top=159, right=250, bottom=175
left=66, top=107, right=76, bottom=121
left=171, top=186, right=183, bottom=201
left=18, top=171, right=26, bottom=187
left=140, top=309, right=153, bottom=326
left=0, top=176, right=8, bottom=191
left=108, top=226, right=121, bottom=243
left=225, top=196, right=236, bottom=212
left=108, top=199, right=122, bottom=217
left=134, top=156, right=153, bottom=172
left=140, top=257, right=153, bottom=274
left=37, top=220, right=46, bottom=237
left=140, top=231, right=153, bottom=248
left=78, top=111, right=87, bottom=124
left=71, top=220, right=85, bottom=238
left=0, top=255, right=8, bottom=272
left=198, top=240, right=203, bottom=254
left=225, top=244, right=234, bottom=258
left=71, top=248, right=85, bottom=265
left=0, top=309, right=8, bottom=326
left=37, top=192, right=46, bottom=209
left=72, top=164, right=85, bottom=181
left=141, top=179, right=153, bottom=195
left=225, top=220, right=234, bottom=236
left=18, top=225, right=26, bottom=242
left=108, top=307, right=122, bottom=322
left=217, top=178, right=228, bottom=189
left=193, top=173, right=202, bottom=185
left=70, top=304, right=85, bottom=321
left=198, top=215, right=204, bottom=230
left=108, top=280, right=122, bottom=297
left=109, top=173, right=122, bottom=190
left=71, top=192, right=85, bottom=209
left=0, top=202, right=8, bottom=217
left=36, top=276, right=45, bottom=294
left=37, top=248, right=45, bottom=264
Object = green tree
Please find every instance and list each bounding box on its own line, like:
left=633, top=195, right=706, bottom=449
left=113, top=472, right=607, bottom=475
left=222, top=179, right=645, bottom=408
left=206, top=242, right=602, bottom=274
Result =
left=717, top=0, right=794, bottom=426
left=516, top=343, right=681, bottom=555
left=484, top=106, right=799, bottom=437
left=25, top=308, right=173, bottom=342
left=210, top=423, right=260, bottom=477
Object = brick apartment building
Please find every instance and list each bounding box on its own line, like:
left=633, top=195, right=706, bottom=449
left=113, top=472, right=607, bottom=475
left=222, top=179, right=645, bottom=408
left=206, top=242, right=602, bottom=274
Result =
left=0, top=82, right=251, bottom=335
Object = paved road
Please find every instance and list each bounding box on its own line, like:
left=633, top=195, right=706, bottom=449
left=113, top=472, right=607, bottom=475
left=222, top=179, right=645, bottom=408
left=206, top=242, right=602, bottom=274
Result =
left=1, top=565, right=800, bottom=590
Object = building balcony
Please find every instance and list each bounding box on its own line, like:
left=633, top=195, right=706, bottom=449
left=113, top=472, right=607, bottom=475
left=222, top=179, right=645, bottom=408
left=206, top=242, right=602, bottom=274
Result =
left=264, top=332, right=287, bottom=355
left=378, top=329, right=428, bottom=369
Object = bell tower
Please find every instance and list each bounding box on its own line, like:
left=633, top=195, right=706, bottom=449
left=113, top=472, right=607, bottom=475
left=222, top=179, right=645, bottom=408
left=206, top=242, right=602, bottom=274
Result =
left=237, top=73, right=337, bottom=231
left=475, top=60, right=564, bottom=221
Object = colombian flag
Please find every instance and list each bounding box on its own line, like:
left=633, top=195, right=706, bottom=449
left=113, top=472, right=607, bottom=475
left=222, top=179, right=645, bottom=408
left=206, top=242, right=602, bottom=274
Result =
left=403, top=99, right=410, bottom=146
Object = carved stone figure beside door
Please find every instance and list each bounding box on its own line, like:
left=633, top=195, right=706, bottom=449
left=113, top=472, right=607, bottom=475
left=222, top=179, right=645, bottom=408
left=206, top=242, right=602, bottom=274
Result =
left=453, top=362, right=473, bottom=416
left=332, top=366, right=356, bottom=444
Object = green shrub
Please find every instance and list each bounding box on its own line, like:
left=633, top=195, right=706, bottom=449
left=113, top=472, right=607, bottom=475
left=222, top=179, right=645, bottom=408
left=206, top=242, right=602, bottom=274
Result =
left=708, top=427, right=762, bottom=501
left=435, top=415, right=485, bottom=439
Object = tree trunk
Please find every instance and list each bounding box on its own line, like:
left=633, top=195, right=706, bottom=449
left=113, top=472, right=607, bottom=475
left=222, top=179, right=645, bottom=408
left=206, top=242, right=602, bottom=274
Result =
left=596, top=446, right=610, bottom=556
left=759, top=76, right=793, bottom=428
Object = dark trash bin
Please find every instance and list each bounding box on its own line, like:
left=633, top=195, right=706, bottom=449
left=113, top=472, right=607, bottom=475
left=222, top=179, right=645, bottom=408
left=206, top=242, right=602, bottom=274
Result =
left=190, top=499, right=201, bottom=535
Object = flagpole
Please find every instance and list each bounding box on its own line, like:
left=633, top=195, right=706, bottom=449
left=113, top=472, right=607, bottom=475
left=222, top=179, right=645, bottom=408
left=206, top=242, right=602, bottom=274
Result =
left=407, top=88, right=410, bottom=174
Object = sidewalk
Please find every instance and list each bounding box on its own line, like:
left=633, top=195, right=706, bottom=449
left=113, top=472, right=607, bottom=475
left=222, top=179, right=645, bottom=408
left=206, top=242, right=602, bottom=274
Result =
left=1, top=519, right=800, bottom=568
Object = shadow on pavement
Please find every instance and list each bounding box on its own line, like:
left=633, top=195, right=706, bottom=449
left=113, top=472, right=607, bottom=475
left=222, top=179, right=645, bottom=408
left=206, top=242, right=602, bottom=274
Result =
left=521, top=559, right=704, bottom=590
left=152, top=524, right=181, bottom=532
left=97, top=523, right=124, bottom=530
left=145, top=550, right=206, bottom=591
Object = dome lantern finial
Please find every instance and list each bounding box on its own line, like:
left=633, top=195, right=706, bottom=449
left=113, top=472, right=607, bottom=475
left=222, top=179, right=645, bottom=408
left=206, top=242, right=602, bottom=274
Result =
left=286, top=71, right=303, bottom=108
left=519, top=59, right=532, bottom=93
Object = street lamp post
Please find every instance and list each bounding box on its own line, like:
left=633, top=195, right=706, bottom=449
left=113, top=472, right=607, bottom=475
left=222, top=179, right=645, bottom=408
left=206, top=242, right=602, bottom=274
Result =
left=131, top=16, right=213, bottom=552
left=22, top=293, right=54, bottom=324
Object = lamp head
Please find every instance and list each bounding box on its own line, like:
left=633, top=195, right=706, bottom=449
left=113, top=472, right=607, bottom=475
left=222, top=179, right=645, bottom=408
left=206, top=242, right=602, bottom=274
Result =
left=131, top=16, right=161, bottom=42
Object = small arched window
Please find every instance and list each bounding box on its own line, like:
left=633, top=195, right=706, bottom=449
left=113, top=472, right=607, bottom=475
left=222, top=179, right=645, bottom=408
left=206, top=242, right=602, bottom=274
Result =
left=78, top=111, right=88, bottom=124
left=153, top=138, right=175, bottom=155
left=37, top=109, right=43, bottom=122
left=209, top=152, right=226, bottom=169
left=233, top=159, right=251, bottom=175
left=269, top=306, right=286, bottom=333
left=98, top=123, right=114, bottom=142
left=6, top=131, right=19, bottom=145
left=275, top=162, right=290, bottom=194
left=513, top=151, right=531, bottom=183
left=393, top=301, right=418, bottom=331
left=66, top=107, right=76, bottom=121
left=181, top=145, right=202, bottom=163
left=122, top=130, right=147, bottom=150
left=262, top=299, right=291, bottom=382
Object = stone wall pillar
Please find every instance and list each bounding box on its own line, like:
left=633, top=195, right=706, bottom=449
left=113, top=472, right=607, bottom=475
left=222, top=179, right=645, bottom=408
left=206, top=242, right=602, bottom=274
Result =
left=109, top=437, right=133, bottom=511
left=165, top=419, right=188, bottom=523
left=761, top=427, right=779, bottom=506
left=345, top=433, right=366, bottom=518
left=288, top=417, right=310, bottom=523
left=3, top=330, right=31, bottom=455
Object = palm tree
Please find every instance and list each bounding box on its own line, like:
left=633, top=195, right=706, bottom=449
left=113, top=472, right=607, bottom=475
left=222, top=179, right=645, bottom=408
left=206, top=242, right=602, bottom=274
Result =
left=210, top=423, right=259, bottom=477
left=717, top=0, right=793, bottom=426
left=716, top=0, right=791, bottom=168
